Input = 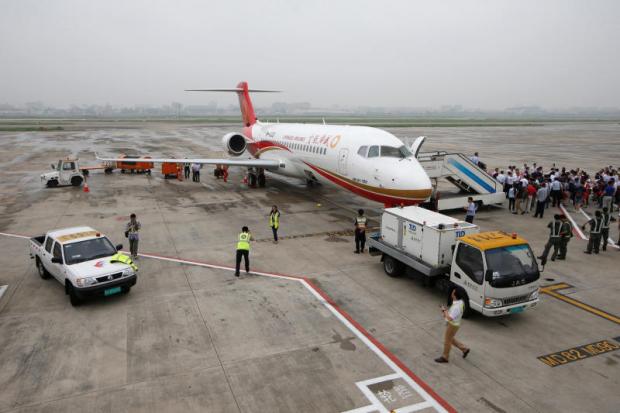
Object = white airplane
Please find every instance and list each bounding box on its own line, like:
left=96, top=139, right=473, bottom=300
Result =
left=98, top=81, right=432, bottom=206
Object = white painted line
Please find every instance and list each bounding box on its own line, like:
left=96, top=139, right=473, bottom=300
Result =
left=559, top=205, right=587, bottom=240
left=138, top=252, right=450, bottom=412
left=345, top=373, right=436, bottom=413
left=0, top=285, right=7, bottom=301
left=0, top=232, right=30, bottom=239
left=578, top=208, right=591, bottom=220
left=578, top=208, right=618, bottom=249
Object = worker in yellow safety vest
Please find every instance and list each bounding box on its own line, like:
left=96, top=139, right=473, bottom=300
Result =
left=235, top=226, right=252, bottom=277
left=110, top=252, right=138, bottom=272
left=269, top=205, right=281, bottom=244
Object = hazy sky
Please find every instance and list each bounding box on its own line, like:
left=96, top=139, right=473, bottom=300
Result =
left=1, top=0, right=619, bottom=109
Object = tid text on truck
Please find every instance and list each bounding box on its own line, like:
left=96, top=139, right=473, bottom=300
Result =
left=368, top=206, right=540, bottom=316
left=30, top=226, right=137, bottom=306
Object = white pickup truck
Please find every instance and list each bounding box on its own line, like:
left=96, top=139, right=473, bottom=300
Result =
left=29, top=226, right=137, bottom=306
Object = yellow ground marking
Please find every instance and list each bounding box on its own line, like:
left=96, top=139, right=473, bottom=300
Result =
left=540, top=282, right=620, bottom=325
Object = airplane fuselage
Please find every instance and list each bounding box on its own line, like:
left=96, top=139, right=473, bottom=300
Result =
left=243, top=121, right=432, bottom=205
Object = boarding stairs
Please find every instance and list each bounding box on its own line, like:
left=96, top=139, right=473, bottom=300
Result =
left=416, top=151, right=505, bottom=210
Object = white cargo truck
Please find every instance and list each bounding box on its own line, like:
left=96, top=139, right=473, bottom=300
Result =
left=369, top=206, right=540, bottom=316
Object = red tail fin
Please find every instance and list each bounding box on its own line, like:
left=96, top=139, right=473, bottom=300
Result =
left=185, top=82, right=279, bottom=127
left=236, top=81, right=256, bottom=127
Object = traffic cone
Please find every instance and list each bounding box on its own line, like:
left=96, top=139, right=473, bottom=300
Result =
left=83, top=182, right=90, bottom=193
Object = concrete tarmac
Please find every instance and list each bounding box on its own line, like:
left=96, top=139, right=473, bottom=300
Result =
left=0, top=121, right=618, bottom=413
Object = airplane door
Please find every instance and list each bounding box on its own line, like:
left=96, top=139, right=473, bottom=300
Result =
left=338, top=148, right=349, bottom=175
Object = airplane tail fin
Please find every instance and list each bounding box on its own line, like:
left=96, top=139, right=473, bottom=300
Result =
left=186, top=82, right=279, bottom=127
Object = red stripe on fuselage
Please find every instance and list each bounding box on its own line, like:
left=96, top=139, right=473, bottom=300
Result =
left=304, top=162, right=423, bottom=206
left=247, top=140, right=291, bottom=157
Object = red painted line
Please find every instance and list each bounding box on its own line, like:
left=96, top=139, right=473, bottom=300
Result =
left=140, top=250, right=455, bottom=412
left=303, top=278, right=456, bottom=413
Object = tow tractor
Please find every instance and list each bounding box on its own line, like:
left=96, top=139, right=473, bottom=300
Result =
left=368, top=206, right=541, bottom=316
left=41, top=158, right=85, bottom=188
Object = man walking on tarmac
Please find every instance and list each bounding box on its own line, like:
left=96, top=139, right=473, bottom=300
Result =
left=557, top=214, right=573, bottom=260
left=582, top=210, right=603, bottom=254
left=235, top=226, right=252, bottom=277
left=538, top=214, right=562, bottom=265
left=601, top=207, right=612, bottom=251
left=125, top=213, right=141, bottom=259
left=354, top=209, right=367, bottom=254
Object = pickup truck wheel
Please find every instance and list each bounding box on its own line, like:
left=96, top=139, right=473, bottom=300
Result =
left=36, top=258, right=51, bottom=279
left=383, top=255, right=404, bottom=277
left=71, top=176, right=83, bottom=186
left=46, top=179, right=58, bottom=188
left=68, top=284, right=81, bottom=307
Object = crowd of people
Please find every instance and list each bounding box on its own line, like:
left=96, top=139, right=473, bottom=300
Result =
left=490, top=164, right=619, bottom=217
left=484, top=161, right=619, bottom=257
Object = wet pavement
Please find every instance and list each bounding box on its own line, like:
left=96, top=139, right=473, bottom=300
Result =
left=0, top=121, right=618, bottom=412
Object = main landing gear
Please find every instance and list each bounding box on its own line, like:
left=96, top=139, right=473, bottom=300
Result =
left=247, top=167, right=266, bottom=188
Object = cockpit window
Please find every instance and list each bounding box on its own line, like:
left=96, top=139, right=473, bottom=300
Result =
left=380, top=145, right=412, bottom=158
left=357, top=146, right=368, bottom=157
left=367, top=146, right=379, bottom=158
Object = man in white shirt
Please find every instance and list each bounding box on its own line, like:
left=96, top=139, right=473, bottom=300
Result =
left=435, top=287, right=470, bottom=363
left=497, top=171, right=506, bottom=185
left=550, top=178, right=562, bottom=207
left=469, top=152, right=479, bottom=165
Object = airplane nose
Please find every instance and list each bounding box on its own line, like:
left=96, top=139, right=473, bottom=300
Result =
left=391, top=159, right=432, bottom=200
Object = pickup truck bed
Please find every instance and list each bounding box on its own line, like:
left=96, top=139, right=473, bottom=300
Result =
left=368, top=233, right=449, bottom=277
left=32, top=235, right=45, bottom=245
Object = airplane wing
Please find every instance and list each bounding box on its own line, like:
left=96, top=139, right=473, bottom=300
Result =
left=95, top=155, right=281, bottom=170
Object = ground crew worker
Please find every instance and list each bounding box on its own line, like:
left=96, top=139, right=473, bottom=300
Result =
left=582, top=210, right=603, bottom=254
left=269, top=205, right=281, bottom=243
left=125, top=213, right=141, bottom=259
left=354, top=209, right=367, bottom=253
left=110, top=251, right=138, bottom=272
left=538, top=214, right=562, bottom=265
left=184, top=159, right=190, bottom=180
left=557, top=214, right=572, bottom=260
left=435, top=286, right=470, bottom=363
left=235, top=226, right=252, bottom=277
left=464, top=197, right=476, bottom=223
left=601, top=207, right=611, bottom=251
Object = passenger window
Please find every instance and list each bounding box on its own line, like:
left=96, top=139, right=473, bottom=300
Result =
left=367, top=146, right=379, bottom=158
left=52, top=242, right=63, bottom=262
left=45, top=237, right=54, bottom=253
left=455, top=244, right=484, bottom=284
left=63, top=162, right=75, bottom=171
left=357, top=146, right=368, bottom=157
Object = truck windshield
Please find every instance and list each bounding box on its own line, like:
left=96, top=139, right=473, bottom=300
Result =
left=485, top=244, right=539, bottom=288
left=63, top=238, right=117, bottom=265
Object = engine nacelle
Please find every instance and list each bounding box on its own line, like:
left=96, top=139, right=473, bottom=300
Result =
left=221, top=132, right=248, bottom=156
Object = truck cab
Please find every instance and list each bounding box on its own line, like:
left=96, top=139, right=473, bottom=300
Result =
left=451, top=231, right=540, bottom=316
left=41, top=158, right=84, bottom=187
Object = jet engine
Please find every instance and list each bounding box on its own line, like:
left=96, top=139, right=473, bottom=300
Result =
left=221, top=132, right=247, bottom=156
